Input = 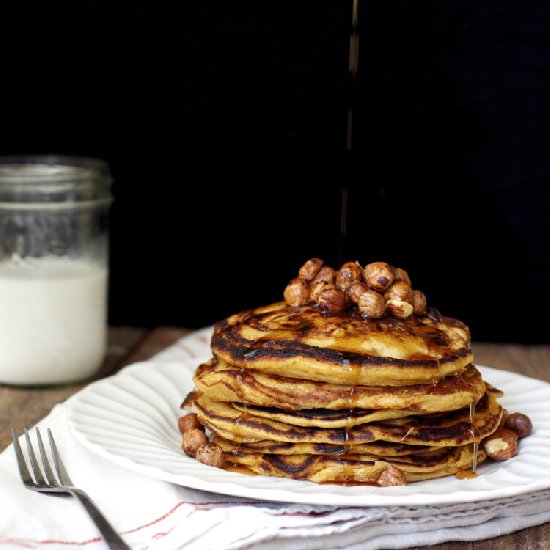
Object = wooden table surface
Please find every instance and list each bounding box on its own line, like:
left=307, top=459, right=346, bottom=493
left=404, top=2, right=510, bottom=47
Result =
left=1, top=327, right=549, bottom=550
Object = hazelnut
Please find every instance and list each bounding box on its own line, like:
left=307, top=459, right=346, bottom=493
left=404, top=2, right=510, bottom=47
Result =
left=363, top=262, right=395, bottom=292
left=386, top=299, right=414, bottom=319
left=504, top=412, right=533, bottom=439
left=284, top=278, right=310, bottom=307
left=376, top=464, right=407, bottom=486
left=182, top=428, right=209, bottom=458
left=394, top=267, right=411, bottom=286
left=316, top=287, right=349, bottom=313
left=384, top=281, right=413, bottom=303
left=484, top=428, right=518, bottom=460
left=312, top=266, right=336, bottom=285
left=335, top=262, right=363, bottom=292
left=347, top=281, right=370, bottom=304
left=298, top=258, right=324, bottom=281
left=412, top=290, right=427, bottom=315
left=310, top=281, right=334, bottom=302
left=358, top=289, right=386, bottom=318
left=196, top=442, right=225, bottom=468
left=178, top=413, right=204, bottom=434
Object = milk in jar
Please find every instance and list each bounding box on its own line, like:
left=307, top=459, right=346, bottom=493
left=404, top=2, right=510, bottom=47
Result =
left=0, top=257, right=107, bottom=384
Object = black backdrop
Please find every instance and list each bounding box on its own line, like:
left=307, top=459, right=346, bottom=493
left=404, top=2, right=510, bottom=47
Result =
left=1, top=1, right=549, bottom=343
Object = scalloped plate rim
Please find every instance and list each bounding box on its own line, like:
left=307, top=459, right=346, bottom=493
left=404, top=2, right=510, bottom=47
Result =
left=66, top=349, right=550, bottom=507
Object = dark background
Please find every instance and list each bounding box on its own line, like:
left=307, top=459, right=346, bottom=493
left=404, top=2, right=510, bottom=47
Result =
left=1, top=1, right=549, bottom=343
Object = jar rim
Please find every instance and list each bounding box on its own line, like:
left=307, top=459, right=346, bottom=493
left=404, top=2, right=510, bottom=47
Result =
left=0, top=155, right=111, bottom=183
left=0, top=155, right=112, bottom=205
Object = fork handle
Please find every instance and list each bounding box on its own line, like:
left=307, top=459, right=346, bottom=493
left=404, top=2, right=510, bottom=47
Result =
left=70, top=488, right=131, bottom=549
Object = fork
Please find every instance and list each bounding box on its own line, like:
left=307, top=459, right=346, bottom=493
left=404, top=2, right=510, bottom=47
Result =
left=12, top=427, right=131, bottom=550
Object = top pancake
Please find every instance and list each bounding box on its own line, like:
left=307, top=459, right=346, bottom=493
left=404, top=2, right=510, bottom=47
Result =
left=212, top=301, right=473, bottom=385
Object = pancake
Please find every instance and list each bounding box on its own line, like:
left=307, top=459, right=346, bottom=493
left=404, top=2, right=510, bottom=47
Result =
left=212, top=436, right=434, bottom=457
left=232, top=402, right=416, bottom=427
left=226, top=445, right=486, bottom=484
left=193, top=359, right=485, bottom=412
left=177, top=258, right=524, bottom=485
left=187, top=388, right=503, bottom=447
left=211, top=301, right=473, bottom=386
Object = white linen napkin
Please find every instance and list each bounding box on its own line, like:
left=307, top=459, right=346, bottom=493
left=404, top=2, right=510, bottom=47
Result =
left=1, top=329, right=550, bottom=550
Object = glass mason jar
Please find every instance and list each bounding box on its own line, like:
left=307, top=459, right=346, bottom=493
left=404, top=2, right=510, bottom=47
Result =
left=0, top=155, right=113, bottom=385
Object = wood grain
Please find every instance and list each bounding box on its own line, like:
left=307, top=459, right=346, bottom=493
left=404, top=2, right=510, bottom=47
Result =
left=1, top=329, right=549, bottom=549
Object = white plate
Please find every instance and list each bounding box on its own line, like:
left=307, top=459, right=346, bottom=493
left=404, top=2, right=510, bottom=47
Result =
left=66, top=353, right=550, bottom=507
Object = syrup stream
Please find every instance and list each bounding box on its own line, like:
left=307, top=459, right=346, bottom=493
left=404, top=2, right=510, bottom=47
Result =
left=347, top=0, right=359, bottom=152
left=339, top=0, right=358, bottom=267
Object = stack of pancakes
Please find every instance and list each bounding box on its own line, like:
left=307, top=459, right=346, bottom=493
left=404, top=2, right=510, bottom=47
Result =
left=181, top=261, right=504, bottom=485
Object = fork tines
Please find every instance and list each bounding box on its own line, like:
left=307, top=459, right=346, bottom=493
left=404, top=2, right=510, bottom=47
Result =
left=12, top=427, right=68, bottom=491
left=12, top=427, right=131, bottom=549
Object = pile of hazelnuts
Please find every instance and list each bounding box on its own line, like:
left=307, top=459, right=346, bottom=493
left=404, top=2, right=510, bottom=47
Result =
left=283, top=258, right=427, bottom=319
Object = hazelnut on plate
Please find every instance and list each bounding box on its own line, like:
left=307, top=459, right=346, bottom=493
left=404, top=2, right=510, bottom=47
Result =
left=484, top=428, right=518, bottom=460
left=505, top=412, right=533, bottom=438
left=196, top=442, right=225, bottom=469
left=183, top=428, right=208, bottom=458
left=178, top=412, right=204, bottom=434
left=376, top=464, right=407, bottom=486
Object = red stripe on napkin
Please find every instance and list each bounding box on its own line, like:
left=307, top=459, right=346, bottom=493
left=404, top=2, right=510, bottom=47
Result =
left=0, top=499, right=278, bottom=548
